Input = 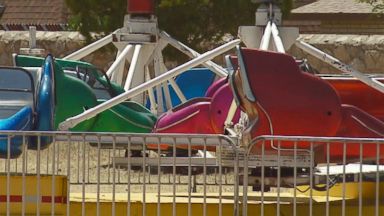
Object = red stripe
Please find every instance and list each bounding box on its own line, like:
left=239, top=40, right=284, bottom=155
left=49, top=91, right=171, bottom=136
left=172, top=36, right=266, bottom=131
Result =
left=0, top=196, right=22, bottom=202
left=0, top=195, right=67, bottom=204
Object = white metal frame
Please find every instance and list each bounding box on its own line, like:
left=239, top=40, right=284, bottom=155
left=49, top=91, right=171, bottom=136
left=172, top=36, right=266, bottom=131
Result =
left=63, top=20, right=228, bottom=100
left=295, top=40, right=384, bottom=94
left=57, top=12, right=236, bottom=127
left=58, top=39, right=240, bottom=131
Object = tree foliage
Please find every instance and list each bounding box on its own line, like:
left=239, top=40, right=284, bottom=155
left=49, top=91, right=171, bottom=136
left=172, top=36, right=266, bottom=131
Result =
left=358, top=0, right=384, bottom=12
left=65, top=0, right=127, bottom=41
left=66, top=0, right=293, bottom=50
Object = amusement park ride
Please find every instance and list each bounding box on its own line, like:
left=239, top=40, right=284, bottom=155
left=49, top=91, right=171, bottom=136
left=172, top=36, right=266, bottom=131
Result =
left=2, top=0, right=384, bottom=192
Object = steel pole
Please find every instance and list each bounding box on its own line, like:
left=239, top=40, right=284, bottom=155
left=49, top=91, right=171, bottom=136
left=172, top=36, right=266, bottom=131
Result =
left=124, top=44, right=142, bottom=91
left=161, top=31, right=228, bottom=77
left=271, top=22, right=285, bottom=53
left=296, top=40, right=384, bottom=94
left=259, top=21, right=272, bottom=50
left=145, top=67, right=157, bottom=114
left=168, top=79, right=187, bottom=103
left=106, top=44, right=133, bottom=78
left=63, top=34, right=113, bottom=61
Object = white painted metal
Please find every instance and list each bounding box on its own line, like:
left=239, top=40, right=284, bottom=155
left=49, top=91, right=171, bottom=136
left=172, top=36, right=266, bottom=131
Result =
left=159, top=57, right=174, bottom=110
left=258, top=21, right=289, bottom=53
left=238, top=26, right=264, bottom=48
left=153, top=47, right=173, bottom=112
left=55, top=7, right=234, bottom=114
left=19, top=26, right=45, bottom=56
left=296, top=40, right=384, bottom=94
left=276, top=27, right=299, bottom=51
left=58, top=39, right=241, bottom=130
left=29, top=26, right=37, bottom=49
left=111, top=49, right=128, bottom=85
left=160, top=31, right=228, bottom=77
left=162, top=81, right=173, bottom=110
left=114, top=157, right=218, bottom=166
left=145, top=67, right=157, bottom=114
left=255, top=3, right=282, bottom=26
left=123, top=14, right=158, bottom=35
left=317, top=164, right=384, bottom=175
left=124, top=44, right=142, bottom=91
left=106, top=44, right=133, bottom=79
left=155, top=82, right=165, bottom=113
left=224, top=99, right=238, bottom=128
left=129, top=44, right=157, bottom=104
left=239, top=26, right=299, bottom=50
left=168, top=78, right=187, bottom=103
left=153, top=51, right=165, bottom=114
left=6, top=137, right=10, bottom=215
left=36, top=137, right=41, bottom=216
left=259, top=21, right=272, bottom=50
left=143, top=37, right=168, bottom=68
left=63, top=34, right=114, bottom=61
left=271, top=22, right=285, bottom=53
left=110, top=49, right=122, bottom=83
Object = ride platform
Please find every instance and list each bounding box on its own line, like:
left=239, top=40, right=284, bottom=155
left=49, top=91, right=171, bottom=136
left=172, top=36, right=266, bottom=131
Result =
left=1, top=174, right=384, bottom=215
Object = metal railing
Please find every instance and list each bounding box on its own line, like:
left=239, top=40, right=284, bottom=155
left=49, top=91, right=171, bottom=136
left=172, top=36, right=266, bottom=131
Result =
left=0, top=131, right=240, bottom=216
left=242, top=135, right=384, bottom=216
left=2, top=131, right=384, bottom=215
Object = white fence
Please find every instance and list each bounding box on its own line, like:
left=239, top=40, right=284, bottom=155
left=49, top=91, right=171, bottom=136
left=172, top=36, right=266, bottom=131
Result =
left=1, top=131, right=384, bottom=216
left=0, top=131, right=240, bottom=216
left=242, top=135, right=384, bottom=216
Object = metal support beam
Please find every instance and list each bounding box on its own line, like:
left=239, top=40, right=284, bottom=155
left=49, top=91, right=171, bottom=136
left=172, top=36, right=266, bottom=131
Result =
left=124, top=44, right=142, bottom=91
left=153, top=52, right=165, bottom=113
left=224, top=99, right=238, bottom=127
left=259, top=21, right=272, bottom=50
left=168, top=79, right=187, bottom=103
left=145, top=67, right=157, bottom=114
left=63, top=34, right=113, bottom=61
left=58, top=39, right=241, bottom=130
left=271, top=22, right=285, bottom=53
left=154, top=51, right=173, bottom=110
left=296, top=40, right=384, bottom=94
left=162, top=81, right=173, bottom=110
left=29, top=26, right=36, bottom=49
left=161, top=31, right=228, bottom=77
left=109, top=49, right=122, bottom=82
left=114, top=49, right=128, bottom=84
left=107, top=44, right=133, bottom=83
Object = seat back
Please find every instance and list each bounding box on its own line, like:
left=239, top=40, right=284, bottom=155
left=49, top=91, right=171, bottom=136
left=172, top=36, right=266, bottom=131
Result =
left=53, top=60, right=98, bottom=131
left=205, top=77, right=227, bottom=98
left=0, top=67, right=34, bottom=119
left=146, top=68, right=216, bottom=110
left=209, top=83, right=240, bottom=133
left=235, top=47, right=343, bottom=137
left=326, top=77, right=384, bottom=121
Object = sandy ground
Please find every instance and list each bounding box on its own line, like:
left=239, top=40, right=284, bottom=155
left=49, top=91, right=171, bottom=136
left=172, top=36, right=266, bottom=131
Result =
left=0, top=141, right=238, bottom=194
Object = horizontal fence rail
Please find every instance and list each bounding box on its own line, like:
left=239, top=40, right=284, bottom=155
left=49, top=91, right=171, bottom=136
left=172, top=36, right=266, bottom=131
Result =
left=1, top=131, right=384, bottom=216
